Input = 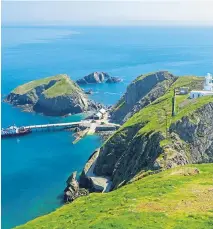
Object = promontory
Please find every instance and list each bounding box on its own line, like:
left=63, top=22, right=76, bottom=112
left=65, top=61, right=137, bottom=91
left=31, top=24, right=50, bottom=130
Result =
left=5, top=74, right=100, bottom=116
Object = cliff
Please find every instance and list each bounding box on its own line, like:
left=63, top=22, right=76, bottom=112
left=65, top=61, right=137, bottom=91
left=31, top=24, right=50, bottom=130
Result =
left=15, top=164, right=213, bottom=229
left=111, top=71, right=177, bottom=124
left=80, top=73, right=213, bottom=190
left=5, top=74, right=99, bottom=116
left=76, top=72, right=121, bottom=84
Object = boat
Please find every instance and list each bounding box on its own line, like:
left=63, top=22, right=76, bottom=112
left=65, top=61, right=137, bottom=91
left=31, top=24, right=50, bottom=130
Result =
left=1, top=125, right=32, bottom=138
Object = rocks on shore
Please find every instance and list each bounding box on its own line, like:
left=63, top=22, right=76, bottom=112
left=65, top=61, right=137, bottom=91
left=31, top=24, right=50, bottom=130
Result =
left=76, top=72, right=121, bottom=85
left=5, top=74, right=101, bottom=116
left=64, top=171, right=89, bottom=203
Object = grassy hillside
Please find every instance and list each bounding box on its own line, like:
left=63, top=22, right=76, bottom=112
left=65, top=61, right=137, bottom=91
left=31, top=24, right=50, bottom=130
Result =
left=15, top=164, right=213, bottom=229
left=121, top=76, right=212, bottom=136
left=12, top=74, right=82, bottom=98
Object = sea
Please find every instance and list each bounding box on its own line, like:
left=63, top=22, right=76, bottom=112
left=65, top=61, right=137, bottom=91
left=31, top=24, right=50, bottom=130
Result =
left=1, top=26, right=213, bottom=229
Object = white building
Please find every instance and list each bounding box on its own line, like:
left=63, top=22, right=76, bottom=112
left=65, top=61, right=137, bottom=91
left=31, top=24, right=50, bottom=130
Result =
left=99, top=108, right=106, bottom=115
left=93, top=108, right=107, bottom=120
left=190, top=73, right=213, bottom=99
left=94, top=112, right=102, bottom=120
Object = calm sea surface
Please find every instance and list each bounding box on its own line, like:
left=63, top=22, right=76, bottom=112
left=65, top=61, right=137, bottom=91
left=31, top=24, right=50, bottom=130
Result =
left=1, top=26, right=213, bottom=229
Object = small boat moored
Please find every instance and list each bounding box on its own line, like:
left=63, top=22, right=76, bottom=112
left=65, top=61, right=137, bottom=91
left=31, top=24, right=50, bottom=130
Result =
left=1, top=125, right=32, bottom=138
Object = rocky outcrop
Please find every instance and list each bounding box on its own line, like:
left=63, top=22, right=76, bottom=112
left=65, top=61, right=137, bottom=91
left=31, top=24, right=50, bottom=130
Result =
left=111, top=71, right=177, bottom=123
left=106, top=77, right=122, bottom=83
left=5, top=74, right=100, bottom=116
left=76, top=72, right=110, bottom=84
left=76, top=72, right=121, bottom=85
left=64, top=171, right=89, bottom=203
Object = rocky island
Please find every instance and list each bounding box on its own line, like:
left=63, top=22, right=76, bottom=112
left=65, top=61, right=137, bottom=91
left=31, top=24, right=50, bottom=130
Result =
left=5, top=74, right=100, bottom=116
left=15, top=71, right=213, bottom=229
left=76, top=72, right=122, bottom=85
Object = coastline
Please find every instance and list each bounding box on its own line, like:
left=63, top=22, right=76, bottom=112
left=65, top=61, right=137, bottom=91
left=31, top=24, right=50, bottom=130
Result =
left=2, top=25, right=213, bottom=229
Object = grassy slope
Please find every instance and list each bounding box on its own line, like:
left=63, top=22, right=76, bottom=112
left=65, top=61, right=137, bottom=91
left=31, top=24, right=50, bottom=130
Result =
left=12, top=74, right=82, bottom=98
left=15, top=164, right=213, bottom=229
left=133, top=70, right=172, bottom=83
left=121, top=76, right=213, bottom=137
left=44, top=76, right=82, bottom=98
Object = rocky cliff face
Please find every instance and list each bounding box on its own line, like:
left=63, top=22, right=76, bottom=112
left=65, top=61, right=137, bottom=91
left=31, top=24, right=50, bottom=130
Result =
left=76, top=72, right=110, bottom=84
left=93, top=127, right=164, bottom=190
left=5, top=74, right=99, bottom=116
left=169, top=102, right=213, bottom=164
left=91, top=102, right=213, bottom=190
left=111, top=71, right=177, bottom=123
left=33, top=93, right=88, bottom=116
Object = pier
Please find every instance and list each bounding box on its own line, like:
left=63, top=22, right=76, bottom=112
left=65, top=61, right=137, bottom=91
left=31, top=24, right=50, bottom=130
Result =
left=24, top=120, right=120, bottom=132
left=5, top=120, right=120, bottom=143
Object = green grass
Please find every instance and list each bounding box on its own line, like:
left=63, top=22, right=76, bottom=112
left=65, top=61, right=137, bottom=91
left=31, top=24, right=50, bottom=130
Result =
left=15, top=164, right=213, bottom=229
left=120, top=76, right=211, bottom=137
left=12, top=74, right=82, bottom=98
left=43, top=76, right=82, bottom=98
left=12, top=75, right=64, bottom=94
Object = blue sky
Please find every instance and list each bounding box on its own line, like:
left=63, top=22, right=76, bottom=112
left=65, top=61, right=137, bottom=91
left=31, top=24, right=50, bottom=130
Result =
left=2, top=1, right=213, bottom=26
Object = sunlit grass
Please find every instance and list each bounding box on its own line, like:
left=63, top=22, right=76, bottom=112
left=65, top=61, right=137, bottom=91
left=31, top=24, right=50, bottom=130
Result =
left=12, top=74, right=82, bottom=98
left=15, top=164, right=213, bottom=229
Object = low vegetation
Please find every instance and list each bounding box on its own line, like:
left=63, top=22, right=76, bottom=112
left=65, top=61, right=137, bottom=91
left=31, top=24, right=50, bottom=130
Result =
left=44, top=76, right=82, bottom=98
left=15, top=164, right=213, bottom=229
left=12, top=74, right=82, bottom=98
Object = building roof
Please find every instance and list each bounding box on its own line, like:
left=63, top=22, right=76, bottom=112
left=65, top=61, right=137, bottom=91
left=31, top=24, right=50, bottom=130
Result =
left=95, top=112, right=102, bottom=118
left=99, top=108, right=106, bottom=114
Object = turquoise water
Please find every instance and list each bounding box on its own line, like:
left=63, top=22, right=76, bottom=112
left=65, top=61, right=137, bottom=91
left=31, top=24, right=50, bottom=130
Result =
left=1, top=26, right=213, bottom=229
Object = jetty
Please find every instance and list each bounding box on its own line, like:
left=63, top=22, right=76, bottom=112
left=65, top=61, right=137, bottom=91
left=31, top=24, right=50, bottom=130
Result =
left=72, top=128, right=90, bottom=144
left=24, top=120, right=120, bottom=132
left=3, top=120, right=120, bottom=143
